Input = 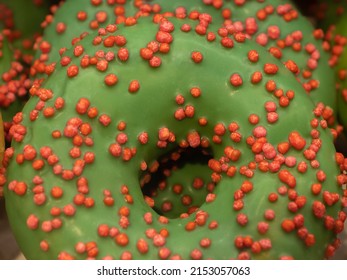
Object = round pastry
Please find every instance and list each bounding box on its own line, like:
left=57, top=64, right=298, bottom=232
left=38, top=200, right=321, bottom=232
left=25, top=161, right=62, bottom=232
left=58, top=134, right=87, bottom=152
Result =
left=32, top=0, right=337, bottom=128
left=4, top=15, right=346, bottom=260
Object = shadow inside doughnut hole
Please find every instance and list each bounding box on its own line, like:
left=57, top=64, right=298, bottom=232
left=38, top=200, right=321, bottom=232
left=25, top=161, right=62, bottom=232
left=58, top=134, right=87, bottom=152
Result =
left=140, top=146, right=216, bottom=219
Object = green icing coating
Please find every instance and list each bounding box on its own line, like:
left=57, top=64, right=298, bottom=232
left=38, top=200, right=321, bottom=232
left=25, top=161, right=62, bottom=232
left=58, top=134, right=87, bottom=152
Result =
left=31, top=0, right=136, bottom=77
left=154, top=0, right=336, bottom=123
left=33, top=0, right=337, bottom=127
left=4, top=16, right=345, bottom=260
left=223, top=0, right=335, bottom=116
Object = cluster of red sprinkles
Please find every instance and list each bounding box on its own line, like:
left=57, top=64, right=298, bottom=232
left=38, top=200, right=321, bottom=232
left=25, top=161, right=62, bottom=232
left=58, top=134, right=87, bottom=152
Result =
left=0, top=0, right=347, bottom=261
left=0, top=34, right=33, bottom=143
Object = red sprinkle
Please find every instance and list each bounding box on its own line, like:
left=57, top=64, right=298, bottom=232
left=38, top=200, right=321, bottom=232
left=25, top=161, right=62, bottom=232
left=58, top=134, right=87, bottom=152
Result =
left=128, top=80, right=140, bottom=93
left=67, top=65, right=79, bottom=78
left=288, top=131, right=306, bottom=150
left=230, top=73, right=243, bottom=87
left=281, top=219, right=296, bottom=232
left=191, top=51, right=203, bottom=63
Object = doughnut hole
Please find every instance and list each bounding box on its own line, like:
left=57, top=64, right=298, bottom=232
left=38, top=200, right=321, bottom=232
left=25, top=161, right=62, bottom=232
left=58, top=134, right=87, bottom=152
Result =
left=140, top=146, right=216, bottom=218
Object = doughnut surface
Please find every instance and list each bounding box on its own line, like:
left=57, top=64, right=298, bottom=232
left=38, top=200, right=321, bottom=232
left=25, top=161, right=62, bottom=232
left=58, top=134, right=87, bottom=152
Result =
left=4, top=16, right=345, bottom=260
left=33, top=0, right=337, bottom=127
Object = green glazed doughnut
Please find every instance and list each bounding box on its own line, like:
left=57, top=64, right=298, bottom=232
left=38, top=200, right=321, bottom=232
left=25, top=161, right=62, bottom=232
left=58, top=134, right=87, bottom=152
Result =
left=4, top=15, right=346, bottom=260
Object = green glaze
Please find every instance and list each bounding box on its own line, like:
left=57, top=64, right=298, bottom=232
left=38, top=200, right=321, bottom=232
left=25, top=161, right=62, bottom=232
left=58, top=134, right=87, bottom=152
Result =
left=153, top=0, right=337, bottom=122
left=223, top=0, right=336, bottom=116
left=35, top=0, right=337, bottom=127
left=31, top=0, right=138, bottom=74
left=5, top=16, right=343, bottom=260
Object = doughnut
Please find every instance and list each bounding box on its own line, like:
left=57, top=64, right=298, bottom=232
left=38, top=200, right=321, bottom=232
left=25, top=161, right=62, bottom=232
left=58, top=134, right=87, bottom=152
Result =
left=32, top=0, right=338, bottom=128
left=4, top=15, right=346, bottom=260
